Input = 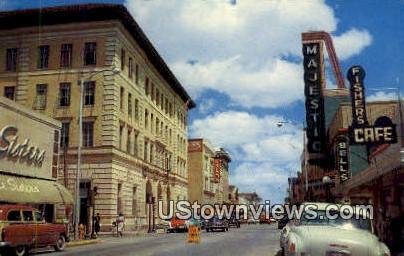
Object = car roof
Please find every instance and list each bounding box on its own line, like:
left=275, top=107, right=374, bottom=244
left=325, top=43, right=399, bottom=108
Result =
left=0, top=204, right=37, bottom=219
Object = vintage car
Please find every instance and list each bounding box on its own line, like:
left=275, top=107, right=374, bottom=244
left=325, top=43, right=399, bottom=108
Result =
left=0, top=204, right=68, bottom=256
left=166, top=216, right=187, bottom=233
left=281, top=202, right=390, bottom=256
left=205, top=216, right=229, bottom=232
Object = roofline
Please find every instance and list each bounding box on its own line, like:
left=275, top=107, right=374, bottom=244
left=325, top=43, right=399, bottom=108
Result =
left=0, top=4, right=195, bottom=109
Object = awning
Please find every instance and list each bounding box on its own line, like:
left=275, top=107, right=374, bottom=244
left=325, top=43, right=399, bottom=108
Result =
left=0, top=173, right=74, bottom=204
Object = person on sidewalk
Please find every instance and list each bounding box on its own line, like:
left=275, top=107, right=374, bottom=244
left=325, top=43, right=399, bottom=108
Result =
left=116, top=213, right=125, bottom=237
left=94, top=213, right=101, bottom=236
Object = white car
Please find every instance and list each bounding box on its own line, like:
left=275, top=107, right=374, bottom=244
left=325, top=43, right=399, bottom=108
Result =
left=281, top=202, right=390, bottom=256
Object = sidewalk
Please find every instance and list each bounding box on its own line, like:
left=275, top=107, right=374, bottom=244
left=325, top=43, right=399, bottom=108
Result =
left=67, top=238, right=101, bottom=248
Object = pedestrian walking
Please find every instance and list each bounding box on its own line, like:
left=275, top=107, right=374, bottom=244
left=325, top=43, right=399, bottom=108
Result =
left=94, top=213, right=101, bottom=236
left=116, top=213, right=125, bottom=237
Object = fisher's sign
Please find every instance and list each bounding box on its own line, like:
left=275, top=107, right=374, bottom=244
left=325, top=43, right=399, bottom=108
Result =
left=347, top=66, right=398, bottom=145
left=303, top=42, right=325, bottom=155
left=0, top=125, right=46, bottom=165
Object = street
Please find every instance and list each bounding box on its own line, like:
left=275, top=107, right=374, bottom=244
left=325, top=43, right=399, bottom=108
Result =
left=43, top=224, right=281, bottom=256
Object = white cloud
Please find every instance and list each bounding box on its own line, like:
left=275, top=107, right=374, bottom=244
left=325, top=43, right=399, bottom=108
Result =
left=333, top=28, right=373, bottom=60
left=173, top=57, right=303, bottom=108
left=125, top=0, right=372, bottom=108
left=367, top=91, right=398, bottom=102
left=190, top=111, right=302, bottom=202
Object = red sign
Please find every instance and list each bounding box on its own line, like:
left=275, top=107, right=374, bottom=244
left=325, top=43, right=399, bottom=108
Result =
left=213, top=158, right=222, bottom=183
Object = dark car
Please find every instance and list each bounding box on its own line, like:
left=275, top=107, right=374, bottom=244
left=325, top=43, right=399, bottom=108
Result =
left=228, top=216, right=240, bottom=228
left=205, top=216, right=229, bottom=232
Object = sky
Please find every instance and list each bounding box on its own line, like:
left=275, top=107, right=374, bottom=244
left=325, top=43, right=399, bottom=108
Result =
left=2, top=0, right=403, bottom=204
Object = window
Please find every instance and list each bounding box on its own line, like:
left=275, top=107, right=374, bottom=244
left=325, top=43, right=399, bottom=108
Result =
left=23, top=211, right=33, bottom=222
left=156, top=89, right=160, bottom=107
left=59, top=82, right=71, bottom=107
left=144, top=109, right=149, bottom=129
left=121, top=48, right=126, bottom=70
left=34, top=84, right=47, bottom=110
left=127, top=129, right=131, bottom=153
left=84, top=81, right=95, bottom=106
left=135, top=64, right=139, bottom=84
left=151, top=83, right=155, bottom=101
left=38, top=45, right=50, bottom=69
left=145, top=77, right=149, bottom=96
left=34, top=211, right=44, bottom=222
left=128, top=93, right=132, bottom=116
left=150, top=114, right=154, bottom=133
left=128, top=57, right=133, bottom=78
left=150, top=144, right=154, bottom=164
left=4, top=86, right=15, bottom=100
left=84, top=42, right=96, bottom=66
left=83, top=121, right=94, bottom=147
left=7, top=210, right=22, bottom=222
left=134, top=132, right=138, bottom=156
left=135, top=99, right=139, bottom=121
left=61, top=122, right=70, bottom=148
left=144, top=141, right=148, bottom=161
left=60, top=44, right=72, bottom=68
left=117, top=183, right=123, bottom=215
left=120, top=87, right=124, bottom=111
left=119, top=124, right=124, bottom=150
left=6, top=48, right=17, bottom=71
left=132, top=186, right=138, bottom=217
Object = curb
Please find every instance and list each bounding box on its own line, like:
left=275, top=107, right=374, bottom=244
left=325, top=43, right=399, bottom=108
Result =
left=66, top=238, right=101, bottom=248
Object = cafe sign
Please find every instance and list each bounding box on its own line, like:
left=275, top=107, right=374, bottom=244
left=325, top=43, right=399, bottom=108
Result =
left=347, top=66, right=398, bottom=145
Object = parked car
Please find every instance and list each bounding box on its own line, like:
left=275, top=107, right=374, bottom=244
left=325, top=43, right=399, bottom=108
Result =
left=281, top=202, right=391, bottom=256
left=167, top=216, right=187, bottom=233
left=227, top=216, right=240, bottom=228
left=247, top=218, right=259, bottom=225
left=0, top=204, right=68, bottom=256
left=205, top=216, right=229, bottom=232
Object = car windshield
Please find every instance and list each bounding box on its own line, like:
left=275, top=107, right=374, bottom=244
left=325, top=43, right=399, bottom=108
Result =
left=299, top=210, right=372, bottom=232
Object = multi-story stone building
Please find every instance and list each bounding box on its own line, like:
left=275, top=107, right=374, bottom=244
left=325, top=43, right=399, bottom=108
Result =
left=0, top=4, right=195, bottom=232
left=187, top=139, right=232, bottom=205
left=187, top=138, right=216, bottom=204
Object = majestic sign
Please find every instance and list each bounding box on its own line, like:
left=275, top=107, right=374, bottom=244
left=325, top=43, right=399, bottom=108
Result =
left=303, top=42, right=325, bottom=156
left=0, top=126, right=46, bottom=165
left=347, top=66, right=398, bottom=145
left=336, top=135, right=350, bottom=182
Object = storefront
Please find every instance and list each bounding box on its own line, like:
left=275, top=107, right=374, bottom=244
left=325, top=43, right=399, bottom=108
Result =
left=0, top=96, right=73, bottom=222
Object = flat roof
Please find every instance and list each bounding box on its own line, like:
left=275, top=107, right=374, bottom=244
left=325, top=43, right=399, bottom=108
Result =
left=0, top=4, right=195, bottom=109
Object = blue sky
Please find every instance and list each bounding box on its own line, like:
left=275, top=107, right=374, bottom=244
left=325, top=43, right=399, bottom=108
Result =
left=2, top=0, right=403, bottom=204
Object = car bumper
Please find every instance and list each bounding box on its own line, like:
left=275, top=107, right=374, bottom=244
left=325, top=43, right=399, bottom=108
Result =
left=0, top=241, right=10, bottom=247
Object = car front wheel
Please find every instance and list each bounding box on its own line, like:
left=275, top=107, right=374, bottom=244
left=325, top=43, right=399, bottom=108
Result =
left=54, top=235, right=66, bottom=251
left=14, top=245, right=27, bottom=256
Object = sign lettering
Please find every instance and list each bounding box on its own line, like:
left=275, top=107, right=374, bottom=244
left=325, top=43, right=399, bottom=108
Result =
left=336, top=135, right=350, bottom=182
left=0, top=125, right=46, bottom=165
left=303, top=42, right=325, bottom=156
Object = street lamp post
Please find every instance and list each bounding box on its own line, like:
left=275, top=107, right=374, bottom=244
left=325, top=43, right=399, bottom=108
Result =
left=322, top=175, right=333, bottom=202
left=74, top=68, right=119, bottom=240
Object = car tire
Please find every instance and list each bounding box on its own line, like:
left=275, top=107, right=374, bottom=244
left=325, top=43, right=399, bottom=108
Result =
left=54, top=235, right=66, bottom=251
left=206, top=228, right=209, bottom=232
left=14, top=245, right=27, bottom=256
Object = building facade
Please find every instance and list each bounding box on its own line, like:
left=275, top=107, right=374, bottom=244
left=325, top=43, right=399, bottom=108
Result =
left=187, top=138, right=216, bottom=204
left=0, top=4, right=195, bottom=232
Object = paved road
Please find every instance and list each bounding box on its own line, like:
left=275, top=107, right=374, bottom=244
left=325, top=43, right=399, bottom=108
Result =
left=40, top=224, right=281, bottom=256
